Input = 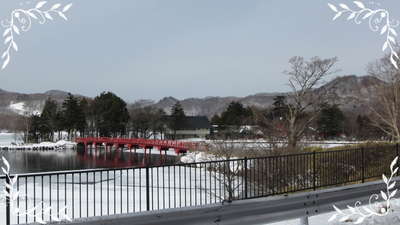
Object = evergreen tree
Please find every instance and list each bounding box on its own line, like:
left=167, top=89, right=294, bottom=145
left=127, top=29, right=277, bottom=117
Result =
left=269, top=96, right=288, bottom=120
left=40, top=98, right=58, bottom=141
left=54, top=111, right=65, bottom=140
left=59, top=94, right=88, bottom=138
left=171, top=102, right=185, bottom=118
left=316, top=104, right=345, bottom=139
left=211, top=114, right=221, bottom=125
left=93, top=92, right=129, bottom=137
left=28, top=115, right=41, bottom=142
left=219, top=101, right=253, bottom=126
left=170, top=101, right=186, bottom=139
left=76, top=98, right=88, bottom=136
left=62, top=93, right=80, bottom=138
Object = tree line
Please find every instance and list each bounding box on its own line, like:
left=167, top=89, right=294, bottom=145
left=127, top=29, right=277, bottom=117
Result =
left=209, top=98, right=382, bottom=141
left=27, top=92, right=189, bottom=142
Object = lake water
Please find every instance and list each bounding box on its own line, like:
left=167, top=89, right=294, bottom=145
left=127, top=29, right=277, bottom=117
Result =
left=1, top=149, right=178, bottom=174
left=0, top=133, right=178, bottom=174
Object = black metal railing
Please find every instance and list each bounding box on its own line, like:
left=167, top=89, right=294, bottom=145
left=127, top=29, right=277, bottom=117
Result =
left=0, top=144, right=398, bottom=225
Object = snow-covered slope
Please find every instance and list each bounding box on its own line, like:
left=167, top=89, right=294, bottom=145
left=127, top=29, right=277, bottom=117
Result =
left=8, top=101, right=41, bottom=116
left=0, top=89, right=84, bottom=117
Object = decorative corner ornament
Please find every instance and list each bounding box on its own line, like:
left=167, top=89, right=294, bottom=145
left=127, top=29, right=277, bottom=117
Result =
left=1, top=1, right=73, bottom=70
left=328, top=1, right=399, bottom=69
left=328, top=156, right=399, bottom=224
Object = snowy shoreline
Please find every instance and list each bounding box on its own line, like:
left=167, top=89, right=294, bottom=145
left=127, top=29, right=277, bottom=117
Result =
left=0, top=140, right=77, bottom=151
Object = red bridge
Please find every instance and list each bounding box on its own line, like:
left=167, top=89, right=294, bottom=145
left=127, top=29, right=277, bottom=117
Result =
left=75, top=137, right=199, bottom=154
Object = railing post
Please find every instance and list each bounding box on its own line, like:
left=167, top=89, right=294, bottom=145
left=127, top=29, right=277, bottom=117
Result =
left=361, top=147, right=365, bottom=183
left=313, top=152, right=316, bottom=191
left=244, top=157, right=248, bottom=199
left=6, top=176, right=11, bottom=225
left=299, top=216, right=309, bottom=225
left=146, top=166, right=150, bottom=211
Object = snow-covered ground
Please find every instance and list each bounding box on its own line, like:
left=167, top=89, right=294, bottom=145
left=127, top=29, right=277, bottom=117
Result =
left=180, top=151, right=219, bottom=163
left=0, top=165, right=230, bottom=225
left=123, top=147, right=178, bottom=156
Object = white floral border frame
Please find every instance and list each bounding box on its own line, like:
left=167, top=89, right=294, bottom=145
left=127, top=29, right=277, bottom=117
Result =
left=328, top=1, right=399, bottom=69
left=328, top=157, right=398, bottom=224
left=1, top=0, right=399, bottom=224
left=327, top=1, right=399, bottom=224
left=1, top=1, right=73, bottom=70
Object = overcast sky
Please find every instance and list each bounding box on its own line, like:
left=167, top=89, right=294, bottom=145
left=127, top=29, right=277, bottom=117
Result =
left=0, top=0, right=399, bottom=102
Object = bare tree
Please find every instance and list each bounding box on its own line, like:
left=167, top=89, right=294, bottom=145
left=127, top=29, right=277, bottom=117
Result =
left=367, top=51, right=400, bottom=141
left=283, top=56, right=338, bottom=150
left=203, top=141, right=246, bottom=201
left=128, top=106, right=166, bottom=139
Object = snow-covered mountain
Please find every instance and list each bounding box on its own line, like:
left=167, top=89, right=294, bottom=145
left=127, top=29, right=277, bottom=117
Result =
left=0, top=89, right=81, bottom=116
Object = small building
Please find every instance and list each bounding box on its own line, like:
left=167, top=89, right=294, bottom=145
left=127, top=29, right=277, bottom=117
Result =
left=164, top=116, right=211, bottom=139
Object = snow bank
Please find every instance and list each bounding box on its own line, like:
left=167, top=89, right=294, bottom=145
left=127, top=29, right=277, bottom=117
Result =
left=180, top=151, right=219, bottom=163
left=122, top=147, right=178, bottom=156
left=55, top=140, right=77, bottom=148
left=0, top=140, right=76, bottom=151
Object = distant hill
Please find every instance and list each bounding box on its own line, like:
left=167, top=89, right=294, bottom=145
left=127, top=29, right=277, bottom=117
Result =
left=0, top=89, right=83, bottom=116
left=320, top=75, right=384, bottom=112
left=150, top=75, right=384, bottom=117
left=0, top=75, right=384, bottom=119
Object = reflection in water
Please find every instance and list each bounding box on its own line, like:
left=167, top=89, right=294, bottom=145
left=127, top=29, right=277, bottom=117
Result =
left=1, top=148, right=178, bottom=174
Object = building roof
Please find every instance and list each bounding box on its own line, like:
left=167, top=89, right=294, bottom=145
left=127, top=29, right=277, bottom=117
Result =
left=164, top=116, right=211, bottom=130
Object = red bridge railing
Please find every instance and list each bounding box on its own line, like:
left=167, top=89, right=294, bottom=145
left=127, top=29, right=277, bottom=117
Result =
left=75, top=137, right=199, bottom=154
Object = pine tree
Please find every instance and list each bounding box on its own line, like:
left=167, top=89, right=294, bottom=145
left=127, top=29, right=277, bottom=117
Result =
left=28, top=115, right=41, bottom=142
left=269, top=96, right=288, bottom=120
left=211, top=114, right=221, bottom=125
left=76, top=98, right=87, bottom=136
left=316, top=104, right=345, bottom=139
left=62, top=93, right=80, bottom=139
left=93, top=92, right=129, bottom=137
left=170, top=102, right=186, bottom=139
left=219, top=101, right=253, bottom=126
left=40, top=98, right=58, bottom=141
left=171, top=102, right=185, bottom=118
